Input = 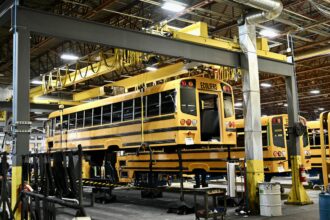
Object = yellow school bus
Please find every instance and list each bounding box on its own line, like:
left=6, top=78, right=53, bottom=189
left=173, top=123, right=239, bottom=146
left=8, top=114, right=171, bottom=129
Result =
left=307, top=120, right=327, bottom=169
left=319, top=112, right=330, bottom=185
left=283, top=115, right=312, bottom=170
left=46, top=77, right=236, bottom=185
left=235, top=115, right=290, bottom=178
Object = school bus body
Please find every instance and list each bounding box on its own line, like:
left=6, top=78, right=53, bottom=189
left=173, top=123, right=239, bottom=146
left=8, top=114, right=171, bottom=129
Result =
left=307, top=120, right=329, bottom=169
left=47, top=77, right=236, bottom=183
left=234, top=115, right=289, bottom=174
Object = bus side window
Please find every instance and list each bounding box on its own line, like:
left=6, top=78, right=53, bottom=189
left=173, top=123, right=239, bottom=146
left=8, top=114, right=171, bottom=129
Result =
left=94, top=107, right=102, bottom=126
left=112, top=102, right=122, bottom=123
left=69, top=113, right=76, bottom=130
left=161, top=90, right=175, bottom=115
left=103, top=104, right=112, bottom=124
left=76, top=111, right=84, bottom=129
left=147, top=93, right=160, bottom=117
left=55, top=117, right=61, bottom=132
left=123, top=100, right=133, bottom=121
left=135, top=98, right=142, bottom=119
left=85, top=109, right=93, bottom=127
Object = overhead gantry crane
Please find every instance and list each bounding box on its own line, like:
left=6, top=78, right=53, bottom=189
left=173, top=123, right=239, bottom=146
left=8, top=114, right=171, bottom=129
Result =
left=1, top=2, right=312, bottom=218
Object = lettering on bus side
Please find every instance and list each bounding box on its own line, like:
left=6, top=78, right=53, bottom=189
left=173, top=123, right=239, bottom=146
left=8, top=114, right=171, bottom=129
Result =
left=199, top=82, right=218, bottom=91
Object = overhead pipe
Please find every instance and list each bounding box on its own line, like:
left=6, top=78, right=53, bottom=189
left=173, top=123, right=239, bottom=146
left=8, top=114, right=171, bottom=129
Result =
left=233, top=0, right=283, bottom=24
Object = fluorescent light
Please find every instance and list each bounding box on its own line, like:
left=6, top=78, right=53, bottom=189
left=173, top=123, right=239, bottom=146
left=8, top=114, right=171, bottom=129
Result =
left=259, top=29, right=279, bottom=38
left=0, top=73, right=4, bottom=77
left=319, top=107, right=325, bottom=111
left=284, top=103, right=288, bottom=107
left=310, top=89, right=320, bottom=94
left=146, top=66, right=158, bottom=71
left=60, top=53, right=79, bottom=61
left=31, top=80, right=43, bottom=85
left=34, top=117, right=48, bottom=121
left=234, top=102, right=243, bottom=107
left=35, top=112, right=43, bottom=115
left=260, top=82, right=272, bottom=88
left=161, top=1, right=186, bottom=12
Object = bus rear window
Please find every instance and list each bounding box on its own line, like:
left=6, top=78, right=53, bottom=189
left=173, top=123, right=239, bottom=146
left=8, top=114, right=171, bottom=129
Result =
left=223, top=94, right=234, bottom=118
left=272, top=117, right=285, bottom=148
left=180, top=87, right=197, bottom=116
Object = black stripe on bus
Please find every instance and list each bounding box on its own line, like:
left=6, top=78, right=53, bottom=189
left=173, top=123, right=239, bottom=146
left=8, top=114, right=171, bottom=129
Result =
left=229, top=147, right=268, bottom=152
left=61, top=115, right=175, bottom=134
left=134, top=149, right=229, bottom=155
left=310, top=146, right=329, bottom=149
left=123, top=139, right=176, bottom=147
left=210, top=168, right=227, bottom=171
left=263, top=157, right=286, bottom=161
left=121, top=167, right=188, bottom=171
left=54, top=127, right=196, bottom=143
left=305, top=156, right=312, bottom=159
left=128, top=157, right=285, bottom=163
left=128, top=158, right=228, bottom=163
left=49, top=145, right=105, bottom=152
left=311, top=163, right=322, bottom=166
left=310, top=155, right=330, bottom=158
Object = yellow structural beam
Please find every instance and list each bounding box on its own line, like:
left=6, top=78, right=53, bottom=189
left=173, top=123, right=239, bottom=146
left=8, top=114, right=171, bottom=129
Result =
left=31, top=98, right=81, bottom=106
left=73, top=62, right=186, bottom=101
left=178, top=21, right=209, bottom=38
left=30, top=50, right=143, bottom=99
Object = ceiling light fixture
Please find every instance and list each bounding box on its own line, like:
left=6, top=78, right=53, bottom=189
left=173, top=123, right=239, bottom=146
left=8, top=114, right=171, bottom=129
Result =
left=146, top=66, right=158, bottom=71
left=60, top=53, right=79, bottom=61
left=310, top=89, right=320, bottom=94
left=161, top=0, right=186, bottom=13
left=34, top=117, right=48, bottom=121
left=319, top=107, right=325, bottom=111
left=259, top=29, right=279, bottom=38
left=234, top=102, right=243, bottom=107
left=31, top=80, right=43, bottom=85
left=260, top=82, right=272, bottom=88
left=283, top=103, right=288, bottom=107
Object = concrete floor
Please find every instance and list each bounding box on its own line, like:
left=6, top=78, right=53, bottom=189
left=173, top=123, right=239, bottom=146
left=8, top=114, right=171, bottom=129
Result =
left=57, top=188, right=320, bottom=220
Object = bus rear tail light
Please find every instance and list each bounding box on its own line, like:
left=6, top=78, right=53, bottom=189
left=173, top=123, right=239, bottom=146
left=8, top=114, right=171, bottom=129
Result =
left=186, top=119, right=192, bottom=126
left=188, top=81, right=194, bottom=87
left=180, top=119, right=186, bottom=125
left=181, top=81, right=187, bottom=87
left=273, top=151, right=278, bottom=157
left=192, top=119, right=197, bottom=126
left=227, top=121, right=236, bottom=128
left=277, top=151, right=283, bottom=157
left=223, top=85, right=231, bottom=93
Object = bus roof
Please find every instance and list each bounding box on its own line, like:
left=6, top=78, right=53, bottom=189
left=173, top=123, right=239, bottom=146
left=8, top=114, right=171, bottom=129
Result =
left=235, top=114, right=288, bottom=128
left=48, top=76, right=231, bottom=119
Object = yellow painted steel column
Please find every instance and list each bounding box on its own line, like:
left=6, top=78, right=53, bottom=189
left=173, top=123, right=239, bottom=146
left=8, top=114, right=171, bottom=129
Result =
left=286, top=156, right=312, bottom=205
left=11, top=166, right=22, bottom=219
left=246, top=160, right=264, bottom=211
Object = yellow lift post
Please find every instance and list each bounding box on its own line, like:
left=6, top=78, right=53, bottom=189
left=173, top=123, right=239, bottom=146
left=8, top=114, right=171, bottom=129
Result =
left=320, top=111, right=330, bottom=185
